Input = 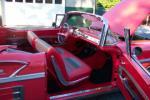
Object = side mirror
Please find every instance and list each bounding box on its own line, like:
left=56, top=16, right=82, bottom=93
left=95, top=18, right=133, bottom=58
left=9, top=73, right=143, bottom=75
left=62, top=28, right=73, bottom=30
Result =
left=52, top=22, right=56, bottom=27
left=124, top=28, right=131, bottom=57
left=133, top=47, right=142, bottom=56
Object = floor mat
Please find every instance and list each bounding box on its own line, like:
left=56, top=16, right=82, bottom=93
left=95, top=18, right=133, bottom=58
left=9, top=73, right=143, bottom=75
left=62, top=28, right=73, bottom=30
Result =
left=90, top=57, right=113, bottom=84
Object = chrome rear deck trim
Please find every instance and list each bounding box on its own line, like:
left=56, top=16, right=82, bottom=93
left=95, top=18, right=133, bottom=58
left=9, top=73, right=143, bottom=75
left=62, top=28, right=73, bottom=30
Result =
left=0, top=72, right=45, bottom=84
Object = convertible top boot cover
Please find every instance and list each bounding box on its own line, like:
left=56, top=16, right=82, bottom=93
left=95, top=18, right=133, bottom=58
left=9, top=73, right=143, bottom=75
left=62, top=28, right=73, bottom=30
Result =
left=27, top=31, right=91, bottom=86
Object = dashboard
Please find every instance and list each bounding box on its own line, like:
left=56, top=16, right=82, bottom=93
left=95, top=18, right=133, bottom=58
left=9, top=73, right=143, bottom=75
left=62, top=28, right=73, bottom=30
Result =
left=73, top=29, right=100, bottom=45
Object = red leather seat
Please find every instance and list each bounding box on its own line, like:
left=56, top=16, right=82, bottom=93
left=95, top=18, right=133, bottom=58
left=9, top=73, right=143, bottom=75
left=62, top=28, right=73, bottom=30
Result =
left=27, top=31, right=91, bottom=86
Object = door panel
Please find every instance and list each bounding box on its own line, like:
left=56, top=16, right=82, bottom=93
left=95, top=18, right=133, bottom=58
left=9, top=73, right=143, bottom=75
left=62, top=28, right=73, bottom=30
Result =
left=117, top=54, right=150, bottom=99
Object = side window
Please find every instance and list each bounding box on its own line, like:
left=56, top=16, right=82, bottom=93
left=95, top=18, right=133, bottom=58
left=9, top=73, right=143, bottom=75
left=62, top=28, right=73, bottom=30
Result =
left=15, top=0, right=23, bottom=2
left=36, top=0, right=43, bottom=3
left=55, top=0, right=62, bottom=4
left=46, top=0, right=52, bottom=3
left=26, top=0, right=33, bottom=3
left=105, top=29, right=118, bottom=46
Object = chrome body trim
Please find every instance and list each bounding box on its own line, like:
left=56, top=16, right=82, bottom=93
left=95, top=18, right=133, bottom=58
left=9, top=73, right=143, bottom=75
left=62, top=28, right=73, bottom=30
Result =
left=132, top=55, right=150, bottom=76
left=119, top=66, right=148, bottom=99
left=139, top=58, right=150, bottom=63
left=9, top=64, right=27, bottom=77
left=0, top=60, right=28, bottom=64
left=0, top=60, right=29, bottom=77
left=50, top=85, right=112, bottom=100
left=118, top=66, right=138, bottom=99
left=0, top=72, right=45, bottom=84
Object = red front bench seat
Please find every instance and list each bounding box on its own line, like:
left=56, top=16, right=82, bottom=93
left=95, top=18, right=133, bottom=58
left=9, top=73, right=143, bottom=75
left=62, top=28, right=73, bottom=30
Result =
left=27, top=31, right=91, bottom=86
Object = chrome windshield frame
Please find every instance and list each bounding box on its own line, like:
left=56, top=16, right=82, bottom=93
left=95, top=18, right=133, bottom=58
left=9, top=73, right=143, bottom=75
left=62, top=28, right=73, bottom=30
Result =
left=57, top=11, right=109, bottom=46
left=95, top=15, right=109, bottom=47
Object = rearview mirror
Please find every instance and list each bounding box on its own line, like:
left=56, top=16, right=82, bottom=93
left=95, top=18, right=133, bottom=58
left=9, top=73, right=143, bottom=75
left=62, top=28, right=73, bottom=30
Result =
left=124, top=28, right=131, bottom=57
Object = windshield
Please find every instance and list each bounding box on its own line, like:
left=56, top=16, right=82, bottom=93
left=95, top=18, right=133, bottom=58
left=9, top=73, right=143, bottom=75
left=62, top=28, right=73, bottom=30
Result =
left=66, top=14, right=91, bottom=27
left=59, top=12, right=109, bottom=46
left=66, top=13, right=103, bottom=31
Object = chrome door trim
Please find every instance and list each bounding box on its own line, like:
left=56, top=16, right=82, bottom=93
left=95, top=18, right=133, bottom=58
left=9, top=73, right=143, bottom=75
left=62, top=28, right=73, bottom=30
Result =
left=118, top=66, right=138, bottom=99
left=119, top=66, right=148, bottom=99
left=0, top=72, right=45, bottom=84
left=132, top=55, right=150, bottom=77
left=50, top=85, right=112, bottom=100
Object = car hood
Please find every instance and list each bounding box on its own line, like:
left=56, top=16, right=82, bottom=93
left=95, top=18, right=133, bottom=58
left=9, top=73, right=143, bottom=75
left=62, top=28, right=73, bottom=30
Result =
left=103, top=0, right=150, bottom=37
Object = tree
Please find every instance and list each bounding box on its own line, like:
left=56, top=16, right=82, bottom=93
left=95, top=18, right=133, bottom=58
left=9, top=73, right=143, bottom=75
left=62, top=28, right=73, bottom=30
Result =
left=97, top=0, right=121, bottom=9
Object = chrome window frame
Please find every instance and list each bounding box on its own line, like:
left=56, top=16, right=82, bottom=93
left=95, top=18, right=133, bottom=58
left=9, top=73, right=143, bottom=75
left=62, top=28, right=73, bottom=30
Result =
left=132, top=55, right=150, bottom=77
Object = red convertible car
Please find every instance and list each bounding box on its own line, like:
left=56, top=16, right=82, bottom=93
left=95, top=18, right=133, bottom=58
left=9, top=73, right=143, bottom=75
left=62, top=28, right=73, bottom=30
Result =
left=0, top=0, right=150, bottom=100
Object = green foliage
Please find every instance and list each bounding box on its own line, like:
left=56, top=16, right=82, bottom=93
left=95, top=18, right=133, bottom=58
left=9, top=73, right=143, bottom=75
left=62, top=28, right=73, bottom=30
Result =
left=97, top=0, right=120, bottom=9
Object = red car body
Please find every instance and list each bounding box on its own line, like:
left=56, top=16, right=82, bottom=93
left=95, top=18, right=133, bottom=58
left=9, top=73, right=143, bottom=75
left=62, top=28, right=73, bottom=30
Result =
left=0, top=0, right=150, bottom=100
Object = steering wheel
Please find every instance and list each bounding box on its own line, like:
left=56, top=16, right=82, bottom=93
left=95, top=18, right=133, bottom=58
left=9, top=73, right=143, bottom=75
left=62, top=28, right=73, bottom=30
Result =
left=57, top=23, right=74, bottom=44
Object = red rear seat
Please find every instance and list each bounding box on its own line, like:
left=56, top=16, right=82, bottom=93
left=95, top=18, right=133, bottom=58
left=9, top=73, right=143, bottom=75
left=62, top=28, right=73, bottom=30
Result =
left=27, top=31, right=91, bottom=86
left=27, top=31, right=38, bottom=48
